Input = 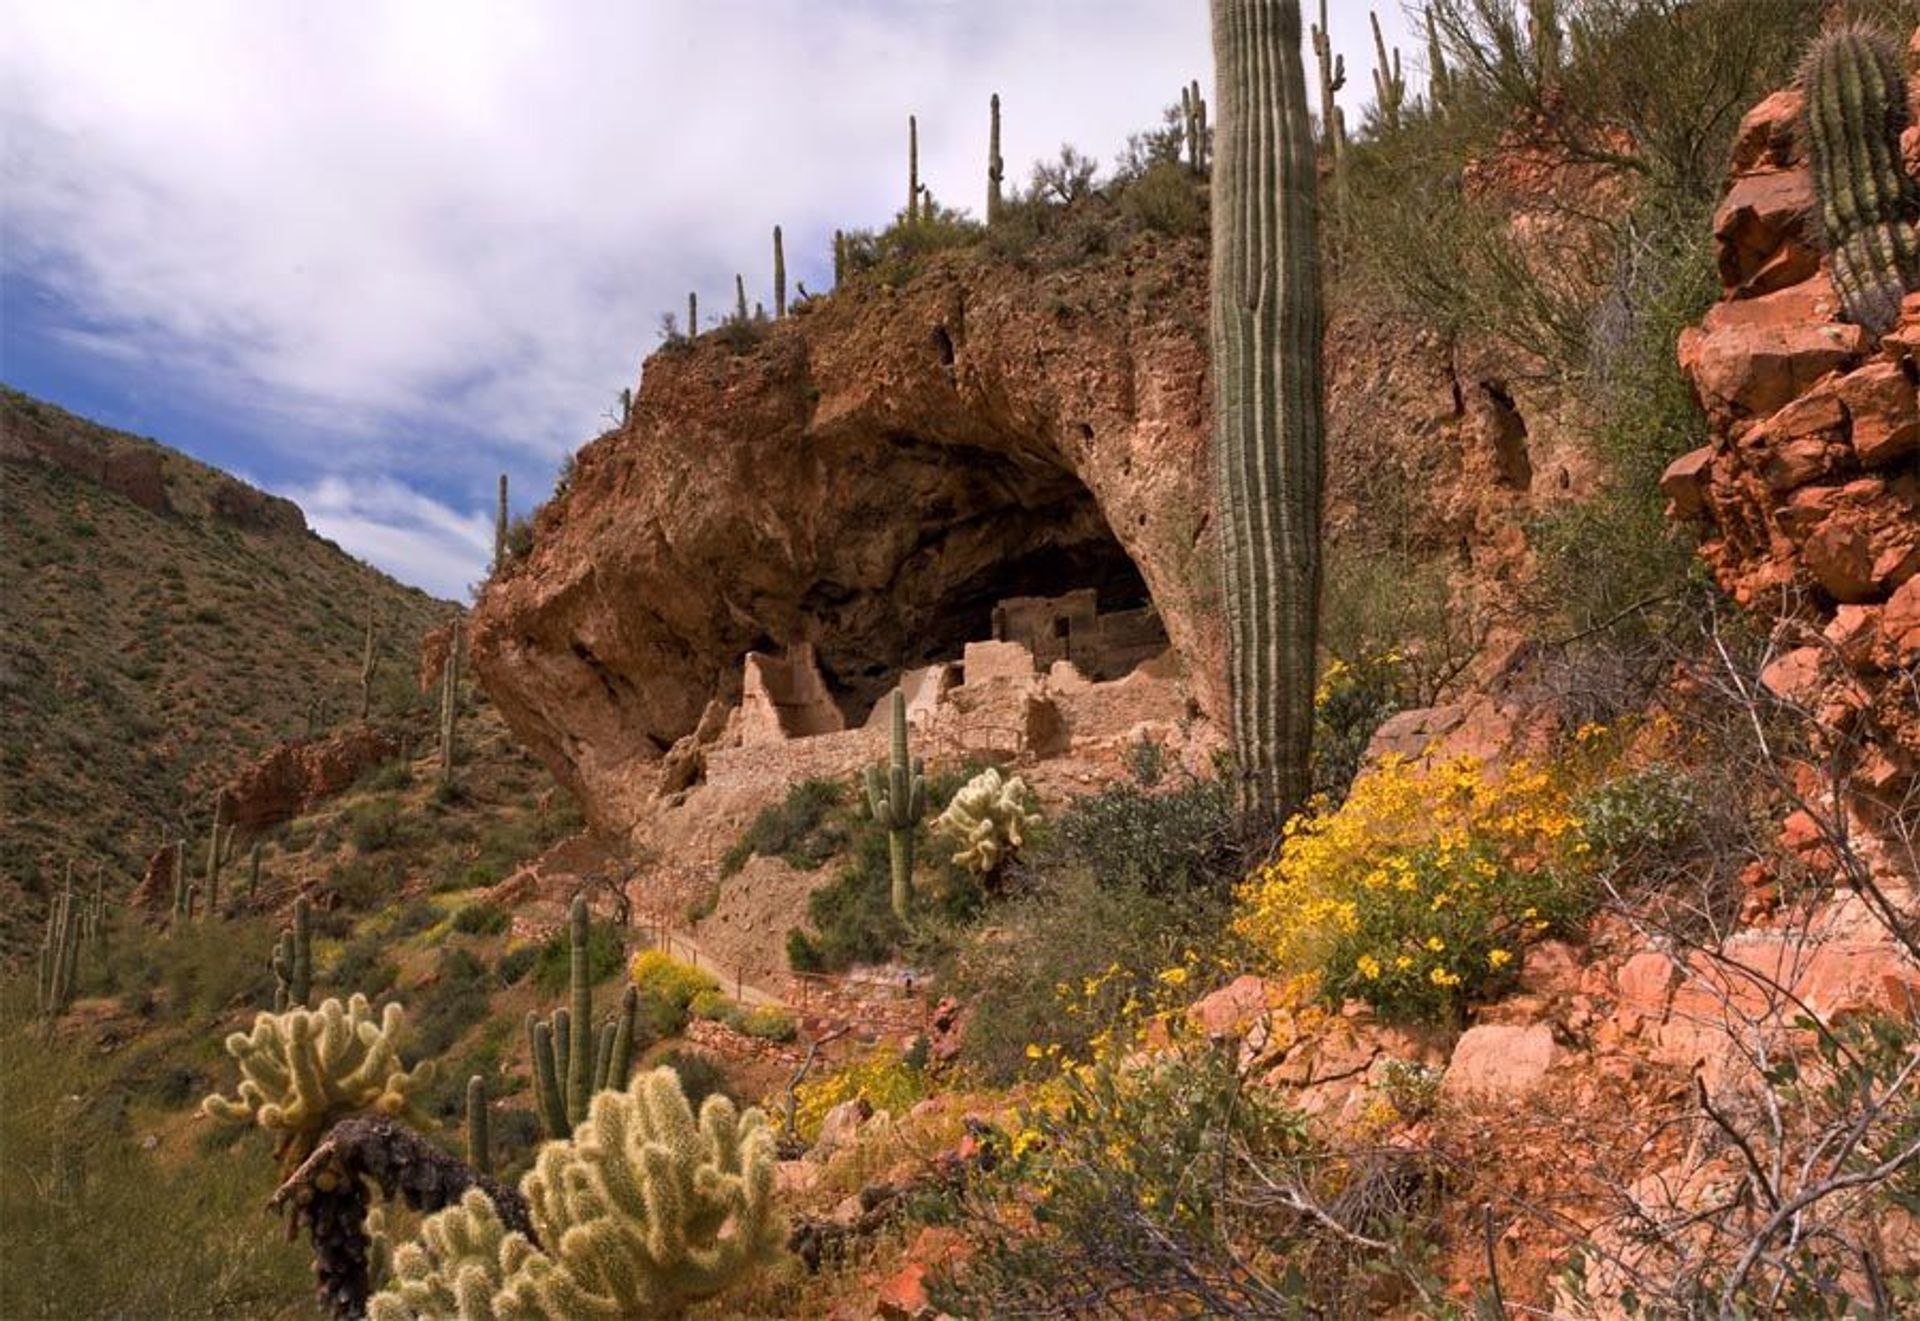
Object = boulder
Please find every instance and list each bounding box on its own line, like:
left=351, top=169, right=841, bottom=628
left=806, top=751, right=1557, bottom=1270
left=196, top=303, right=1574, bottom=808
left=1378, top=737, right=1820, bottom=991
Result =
left=1442, top=1023, right=1558, bottom=1103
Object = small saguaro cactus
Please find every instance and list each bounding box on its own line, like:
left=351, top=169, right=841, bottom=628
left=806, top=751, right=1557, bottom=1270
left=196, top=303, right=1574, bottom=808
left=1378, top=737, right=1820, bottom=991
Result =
left=864, top=689, right=927, bottom=923
left=204, top=797, right=224, bottom=919
left=466, top=1074, right=492, bottom=1177
left=202, top=993, right=434, bottom=1174
left=37, top=879, right=82, bottom=1017
left=733, top=273, right=748, bottom=323
left=688, top=290, right=698, bottom=336
left=438, top=616, right=462, bottom=787
left=1802, top=24, right=1920, bottom=336
left=1427, top=8, right=1455, bottom=115
left=1369, top=10, right=1404, bottom=133
left=368, top=1068, right=781, bottom=1320
left=359, top=594, right=379, bottom=720
left=907, top=114, right=921, bottom=225
left=773, top=225, right=787, bottom=318
left=248, top=839, right=263, bottom=902
left=493, top=473, right=509, bottom=575
left=1310, top=0, right=1346, bottom=158
left=988, top=93, right=1005, bottom=223
left=171, top=838, right=189, bottom=923
left=1192, top=78, right=1210, bottom=172
left=833, top=229, right=847, bottom=285
left=526, top=895, right=640, bottom=1139
left=271, top=894, right=313, bottom=1011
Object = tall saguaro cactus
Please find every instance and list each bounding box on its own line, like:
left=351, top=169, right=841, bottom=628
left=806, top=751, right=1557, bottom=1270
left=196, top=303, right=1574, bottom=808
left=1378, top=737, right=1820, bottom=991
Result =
left=865, top=689, right=927, bottom=923
left=465, top=1074, right=492, bottom=1177
left=1310, top=0, right=1346, bottom=159
left=833, top=230, right=847, bottom=284
left=527, top=895, right=639, bottom=1140
left=1369, top=11, right=1404, bottom=133
left=688, top=291, right=698, bottom=337
left=271, top=895, right=313, bottom=1011
left=907, top=114, right=921, bottom=225
left=987, top=94, right=1005, bottom=224
left=359, top=594, right=378, bottom=721
left=772, top=226, right=787, bottom=318
left=1803, top=25, right=1920, bottom=336
left=493, top=474, right=509, bottom=574
left=1209, top=0, right=1326, bottom=830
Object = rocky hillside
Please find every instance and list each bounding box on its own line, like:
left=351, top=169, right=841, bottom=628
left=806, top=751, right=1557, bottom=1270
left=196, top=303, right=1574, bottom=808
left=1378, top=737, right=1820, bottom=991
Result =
left=0, top=387, right=452, bottom=949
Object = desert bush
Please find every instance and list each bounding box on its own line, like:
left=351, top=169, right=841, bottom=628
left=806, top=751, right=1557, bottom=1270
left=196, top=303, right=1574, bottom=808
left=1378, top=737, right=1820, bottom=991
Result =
left=328, top=934, right=400, bottom=999
left=1043, top=774, right=1239, bottom=898
left=493, top=943, right=538, bottom=987
left=933, top=1040, right=1441, bottom=1315
left=1573, top=761, right=1701, bottom=877
left=647, top=1046, right=733, bottom=1109
left=791, top=1044, right=929, bottom=1143
left=1120, top=160, right=1205, bottom=236
left=345, top=796, right=409, bottom=853
left=947, top=868, right=1230, bottom=1085
left=407, top=947, right=493, bottom=1062
left=1312, top=655, right=1404, bottom=806
left=629, top=948, right=719, bottom=1037
left=720, top=776, right=849, bottom=876
left=450, top=900, right=509, bottom=936
left=1235, top=755, right=1588, bottom=1023
left=157, top=915, right=279, bottom=1018
left=0, top=1003, right=311, bottom=1316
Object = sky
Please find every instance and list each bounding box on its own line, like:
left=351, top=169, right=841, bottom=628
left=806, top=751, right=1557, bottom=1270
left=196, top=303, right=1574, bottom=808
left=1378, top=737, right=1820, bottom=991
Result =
left=0, top=0, right=1413, bottom=599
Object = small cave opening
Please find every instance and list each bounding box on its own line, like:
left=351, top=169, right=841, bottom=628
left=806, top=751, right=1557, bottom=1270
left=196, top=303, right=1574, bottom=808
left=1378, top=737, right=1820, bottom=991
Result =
left=798, top=436, right=1169, bottom=719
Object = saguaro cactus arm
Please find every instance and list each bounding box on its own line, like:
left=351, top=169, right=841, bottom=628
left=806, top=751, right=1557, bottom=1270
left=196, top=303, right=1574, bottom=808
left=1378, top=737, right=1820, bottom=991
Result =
left=1209, top=0, right=1326, bottom=829
left=1802, top=25, right=1920, bottom=336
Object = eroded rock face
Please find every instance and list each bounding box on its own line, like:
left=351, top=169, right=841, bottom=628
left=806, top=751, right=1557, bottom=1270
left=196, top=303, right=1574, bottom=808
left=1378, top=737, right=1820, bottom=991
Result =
left=216, top=725, right=400, bottom=835
left=470, top=237, right=1225, bottom=830
left=1669, top=82, right=1920, bottom=817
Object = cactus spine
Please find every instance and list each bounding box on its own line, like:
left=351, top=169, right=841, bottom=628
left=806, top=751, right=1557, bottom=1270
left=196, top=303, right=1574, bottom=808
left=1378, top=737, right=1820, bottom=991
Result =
left=1803, top=25, right=1920, bottom=336
left=864, top=689, right=927, bottom=923
left=773, top=226, right=786, bottom=319
left=988, top=94, right=1005, bottom=223
left=1210, top=0, right=1327, bottom=829
left=527, top=895, right=639, bottom=1139
left=1369, top=10, right=1404, bottom=133
left=466, top=1074, right=492, bottom=1176
left=907, top=114, right=920, bottom=225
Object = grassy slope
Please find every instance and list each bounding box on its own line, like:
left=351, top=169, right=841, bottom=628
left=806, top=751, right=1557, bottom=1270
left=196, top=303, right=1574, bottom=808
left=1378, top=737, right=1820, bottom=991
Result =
left=0, top=386, right=454, bottom=955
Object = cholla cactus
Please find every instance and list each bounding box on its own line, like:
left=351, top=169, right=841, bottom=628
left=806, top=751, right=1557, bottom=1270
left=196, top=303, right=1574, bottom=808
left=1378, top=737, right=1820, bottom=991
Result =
left=368, top=1068, right=781, bottom=1321
left=933, top=766, right=1042, bottom=877
left=202, top=993, right=433, bottom=1171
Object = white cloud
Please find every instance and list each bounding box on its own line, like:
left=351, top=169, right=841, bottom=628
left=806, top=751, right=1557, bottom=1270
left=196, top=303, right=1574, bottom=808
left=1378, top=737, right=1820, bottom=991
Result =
left=0, top=0, right=1412, bottom=591
left=288, top=474, right=493, bottom=600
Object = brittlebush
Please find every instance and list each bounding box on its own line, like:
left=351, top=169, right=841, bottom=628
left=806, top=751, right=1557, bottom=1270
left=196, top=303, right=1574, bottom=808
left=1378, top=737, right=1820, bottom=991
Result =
left=1235, top=756, right=1587, bottom=1023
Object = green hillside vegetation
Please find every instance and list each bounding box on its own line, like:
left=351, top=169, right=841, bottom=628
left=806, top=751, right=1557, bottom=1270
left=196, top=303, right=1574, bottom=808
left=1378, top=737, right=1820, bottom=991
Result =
left=0, top=386, right=453, bottom=951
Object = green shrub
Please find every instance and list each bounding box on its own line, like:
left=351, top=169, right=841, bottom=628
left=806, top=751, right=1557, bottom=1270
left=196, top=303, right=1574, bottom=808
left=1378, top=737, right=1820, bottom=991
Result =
left=648, top=1047, right=732, bottom=1110
left=720, top=776, right=849, bottom=877
left=345, top=796, right=409, bottom=853
left=0, top=993, right=312, bottom=1316
left=407, top=947, right=493, bottom=1062
left=494, top=944, right=538, bottom=987
left=530, top=918, right=625, bottom=996
left=452, top=901, right=510, bottom=936
left=1119, top=160, right=1205, bottom=236
left=630, top=949, right=719, bottom=1037
left=358, top=759, right=413, bottom=793
left=738, top=1004, right=796, bottom=1043
left=1044, top=775, right=1239, bottom=898
left=946, top=869, right=1229, bottom=1086
left=1573, top=763, right=1701, bottom=876
left=328, top=937, right=399, bottom=999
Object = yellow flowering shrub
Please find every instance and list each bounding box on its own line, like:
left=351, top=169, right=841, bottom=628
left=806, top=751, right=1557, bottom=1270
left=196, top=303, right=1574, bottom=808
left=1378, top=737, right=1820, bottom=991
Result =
left=1234, top=755, right=1585, bottom=1022
left=790, top=1045, right=928, bottom=1142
